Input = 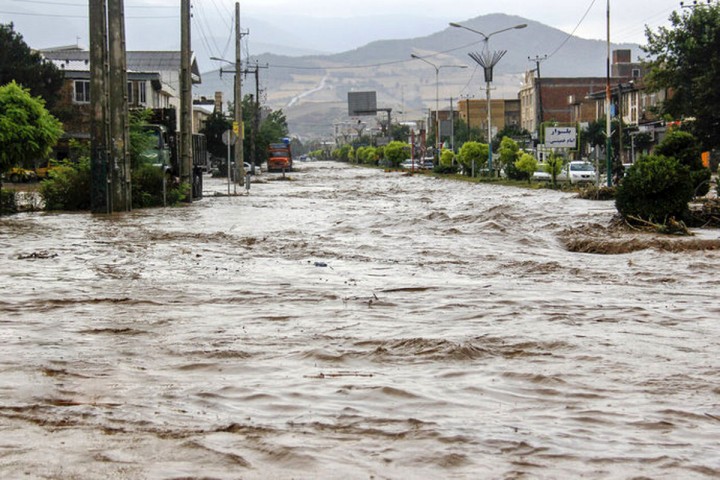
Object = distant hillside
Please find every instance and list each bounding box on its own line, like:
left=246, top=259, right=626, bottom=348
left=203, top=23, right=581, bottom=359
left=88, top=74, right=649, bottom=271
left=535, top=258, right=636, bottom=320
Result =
left=196, top=13, right=642, bottom=141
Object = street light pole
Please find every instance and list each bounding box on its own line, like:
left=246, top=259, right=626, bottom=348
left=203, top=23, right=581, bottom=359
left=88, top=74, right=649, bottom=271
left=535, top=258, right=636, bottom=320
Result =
left=450, top=22, right=526, bottom=176
left=605, top=0, right=612, bottom=186
left=411, top=54, right=467, bottom=163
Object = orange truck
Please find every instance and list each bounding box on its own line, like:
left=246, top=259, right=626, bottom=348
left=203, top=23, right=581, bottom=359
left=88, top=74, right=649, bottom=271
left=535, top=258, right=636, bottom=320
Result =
left=267, top=142, right=293, bottom=172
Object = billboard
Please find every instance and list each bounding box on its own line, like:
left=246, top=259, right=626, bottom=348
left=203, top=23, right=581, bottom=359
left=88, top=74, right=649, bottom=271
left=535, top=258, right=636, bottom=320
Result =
left=348, top=91, right=377, bottom=116
left=545, top=127, right=577, bottom=148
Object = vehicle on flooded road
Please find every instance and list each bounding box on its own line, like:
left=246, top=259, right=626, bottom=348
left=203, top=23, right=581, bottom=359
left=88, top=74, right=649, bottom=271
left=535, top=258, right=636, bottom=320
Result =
left=560, top=160, right=596, bottom=184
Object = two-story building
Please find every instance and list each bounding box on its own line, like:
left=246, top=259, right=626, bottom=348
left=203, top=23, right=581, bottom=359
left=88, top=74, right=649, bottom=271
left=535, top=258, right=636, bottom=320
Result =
left=453, top=98, right=521, bottom=139
left=40, top=46, right=202, bottom=158
left=519, top=49, right=639, bottom=135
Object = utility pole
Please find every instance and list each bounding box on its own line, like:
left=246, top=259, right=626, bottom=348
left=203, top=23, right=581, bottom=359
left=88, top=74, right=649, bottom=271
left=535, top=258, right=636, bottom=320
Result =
left=247, top=62, right=268, bottom=175
left=234, top=2, right=246, bottom=187
left=107, top=0, right=130, bottom=211
left=180, top=0, right=193, bottom=201
left=89, top=0, right=110, bottom=213
left=605, top=0, right=613, bottom=186
left=529, top=54, right=547, bottom=130
left=450, top=96, right=455, bottom=152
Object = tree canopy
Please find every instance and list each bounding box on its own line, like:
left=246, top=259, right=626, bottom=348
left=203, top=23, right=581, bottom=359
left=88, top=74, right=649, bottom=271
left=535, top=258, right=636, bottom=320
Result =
left=0, top=81, right=64, bottom=173
left=200, top=111, right=232, bottom=159
left=0, top=23, right=64, bottom=109
left=643, top=4, right=720, bottom=150
left=204, top=95, right=290, bottom=166
left=515, top=152, right=538, bottom=183
left=383, top=141, right=408, bottom=168
left=457, top=141, right=488, bottom=176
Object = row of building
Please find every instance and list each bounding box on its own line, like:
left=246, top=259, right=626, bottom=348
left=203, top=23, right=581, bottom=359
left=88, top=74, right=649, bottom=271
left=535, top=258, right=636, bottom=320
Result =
left=38, top=45, right=222, bottom=158
left=433, top=49, right=667, bottom=161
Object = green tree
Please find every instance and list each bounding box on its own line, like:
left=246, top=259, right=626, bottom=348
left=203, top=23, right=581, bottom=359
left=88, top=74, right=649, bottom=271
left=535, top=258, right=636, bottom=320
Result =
left=200, top=111, right=232, bottom=159
left=230, top=95, right=289, bottom=166
left=434, top=149, right=458, bottom=174
left=128, top=109, right=156, bottom=169
left=355, top=146, right=366, bottom=164
left=453, top=118, right=485, bottom=145
left=458, top=141, right=488, bottom=177
left=545, top=153, right=565, bottom=188
left=498, top=136, right=522, bottom=178
left=583, top=117, right=629, bottom=178
left=582, top=119, right=606, bottom=160
left=39, top=157, right=91, bottom=211
left=363, top=146, right=378, bottom=165
left=257, top=108, right=289, bottom=165
left=654, top=130, right=711, bottom=196
left=643, top=4, right=720, bottom=150
left=0, top=24, right=64, bottom=109
left=493, top=125, right=531, bottom=152
left=0, top=81, right=63, bottom=173
left=440, top=149, right=455, bottom=166
left=384, top=141, right=409, bottom=168
left=515, top=152, right=538, bottom=184
left=389, top=123, right=411, bottom=142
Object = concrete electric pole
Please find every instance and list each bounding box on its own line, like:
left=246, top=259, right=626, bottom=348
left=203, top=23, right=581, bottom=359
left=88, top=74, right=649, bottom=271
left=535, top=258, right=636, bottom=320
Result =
left=89, top=0, right=130, bottom=212
left=89, top=0, right=110, bottom=213
left=180, top=0, right=193, bottom=201
left=234, top=2, right=246, bottom=187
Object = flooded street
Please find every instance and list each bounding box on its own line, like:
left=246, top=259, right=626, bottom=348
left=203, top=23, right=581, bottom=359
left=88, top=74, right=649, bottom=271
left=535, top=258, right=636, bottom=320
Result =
left=1, top=161, right=719, bottom=479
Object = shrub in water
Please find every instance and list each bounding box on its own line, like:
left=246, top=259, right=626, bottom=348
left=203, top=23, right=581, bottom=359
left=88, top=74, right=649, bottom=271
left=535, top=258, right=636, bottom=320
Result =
left=615, top=154, right=694, bottom=223
left=132, top=164, right=188, bottom=208
left=39, top=159, right=91, bottom=211
left=433, top=163, right=459, bottom=174
left=0, top=188, right=17, bottom=214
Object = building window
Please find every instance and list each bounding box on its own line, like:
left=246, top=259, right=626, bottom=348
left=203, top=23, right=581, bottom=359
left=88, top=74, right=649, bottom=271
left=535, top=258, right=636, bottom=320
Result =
left=632, top=68, right=640, bottom=78
left=74, top=80, right=90, bottom=103
left=138, top=81, right=147, bottom=105
left=127, top=81, right=134, bottom=105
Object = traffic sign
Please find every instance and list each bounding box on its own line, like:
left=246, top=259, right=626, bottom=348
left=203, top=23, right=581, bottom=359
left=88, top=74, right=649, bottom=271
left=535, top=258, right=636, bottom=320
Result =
left=222, top=129, right=238, bottom=145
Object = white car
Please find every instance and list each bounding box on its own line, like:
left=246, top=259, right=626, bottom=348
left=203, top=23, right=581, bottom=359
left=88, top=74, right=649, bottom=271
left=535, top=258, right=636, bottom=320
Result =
left=562, top=161, right=596, bottom=184
left=401, top=159, right=421, bottom=171
left=532, top=164, right=551, bottom=181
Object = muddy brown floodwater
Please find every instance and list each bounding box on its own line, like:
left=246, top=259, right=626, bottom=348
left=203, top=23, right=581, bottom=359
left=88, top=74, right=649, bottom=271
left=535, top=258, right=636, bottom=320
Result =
left=1, top=161, right=719, bottom=479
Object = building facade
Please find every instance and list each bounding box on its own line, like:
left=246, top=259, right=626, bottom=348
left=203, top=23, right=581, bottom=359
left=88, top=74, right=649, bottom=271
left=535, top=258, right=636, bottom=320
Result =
left=519, top=49, right=640, bottom=135
left=41, top=46, right=203, bottom=145
left=456, top=98, right=521, bottom=140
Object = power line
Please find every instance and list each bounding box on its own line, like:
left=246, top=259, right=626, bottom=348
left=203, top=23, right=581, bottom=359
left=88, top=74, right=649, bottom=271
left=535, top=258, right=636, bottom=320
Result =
left=8, top=0, right=175, bottom=7
left=268, top=38, right=488, bottom=71
left=547, top=0, right=598, bottom=59
left=0, top=9, right=177, bottom=19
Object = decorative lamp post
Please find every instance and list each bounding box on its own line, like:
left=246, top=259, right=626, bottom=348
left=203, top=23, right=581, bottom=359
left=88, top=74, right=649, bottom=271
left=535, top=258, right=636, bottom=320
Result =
left=450, top=22, right=527, bottom=175
left=410, top=53, right=467, bottom=162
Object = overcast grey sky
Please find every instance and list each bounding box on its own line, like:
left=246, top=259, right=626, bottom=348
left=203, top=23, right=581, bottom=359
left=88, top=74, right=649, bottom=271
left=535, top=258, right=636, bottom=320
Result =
left=0, top=0, right=682, bottom=50
left=237, top=0, right=681, bottom=44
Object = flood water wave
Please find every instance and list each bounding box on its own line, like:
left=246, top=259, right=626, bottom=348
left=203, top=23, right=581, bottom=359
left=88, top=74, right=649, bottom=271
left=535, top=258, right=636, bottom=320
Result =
left=1, top=162, right=719, bottom=479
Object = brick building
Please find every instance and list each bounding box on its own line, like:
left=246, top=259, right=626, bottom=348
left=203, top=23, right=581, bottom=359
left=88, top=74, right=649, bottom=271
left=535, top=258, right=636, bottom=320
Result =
left=519, top=49, right=640, bottom=134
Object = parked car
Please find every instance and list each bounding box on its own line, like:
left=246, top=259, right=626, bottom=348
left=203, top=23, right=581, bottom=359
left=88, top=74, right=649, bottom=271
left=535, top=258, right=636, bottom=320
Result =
left=532, top=164, right=551, bottom=181
left=6, top=167, right=37, bottom=183
left=420, top=157, right=435, bottom=169
left=401, top=159, right=420, bottom=171
left=561, top=161, right=596, bottom=184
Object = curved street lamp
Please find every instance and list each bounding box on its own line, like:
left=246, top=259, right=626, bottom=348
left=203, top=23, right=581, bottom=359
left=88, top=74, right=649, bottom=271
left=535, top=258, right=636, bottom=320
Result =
left=450, top=22, right=527, bottom=175
left=410, top=54, right=468, bottom=162
left=448, top=22, right=527, bottom=45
